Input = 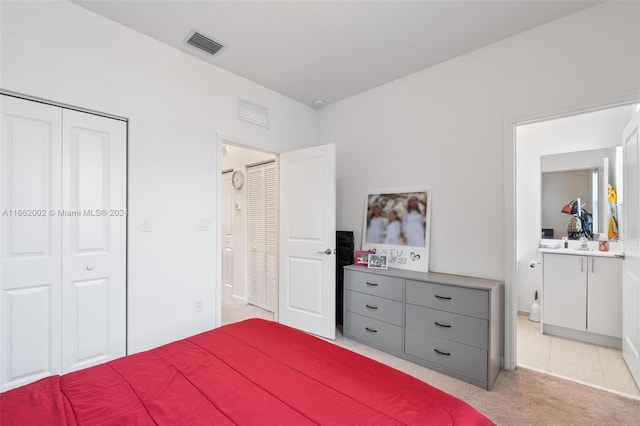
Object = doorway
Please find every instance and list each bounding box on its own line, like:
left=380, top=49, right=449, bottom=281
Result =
left=219, top=141, right=277, bottom=325
left=513, top=103, right=640, bottom=398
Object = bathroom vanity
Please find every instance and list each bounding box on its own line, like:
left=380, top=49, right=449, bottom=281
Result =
left=539, top=246, right=623, bottom=348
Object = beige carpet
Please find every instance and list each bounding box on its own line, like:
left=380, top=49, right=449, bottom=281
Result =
left=331, top=329, right=640, bottom=425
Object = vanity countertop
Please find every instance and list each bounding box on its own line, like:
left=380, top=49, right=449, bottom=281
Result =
left=538, top=247, right=624, bottom=258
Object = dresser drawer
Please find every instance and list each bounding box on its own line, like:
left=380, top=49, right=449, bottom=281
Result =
left=344, top=312, right=402, bottom=352
left=345, top=269, right=403, bottom=301
left=405, top=304, right=488, bottom=349
left=345, top=290, right=403, bottom=326
left=406, top=280, right=488, bottom=319
left=405, top=330, right=487, bottom=383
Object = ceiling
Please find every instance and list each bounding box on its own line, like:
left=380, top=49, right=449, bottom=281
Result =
left=73, top=0, right=600, bottom=107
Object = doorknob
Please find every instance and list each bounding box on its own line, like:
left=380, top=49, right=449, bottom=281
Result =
left=86, top=264, right=95, bottom=271
left=317, top=248, right=333, bottom=255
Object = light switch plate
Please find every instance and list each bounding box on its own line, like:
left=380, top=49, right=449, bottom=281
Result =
left=198, top=217, right=211, bottom=231
left=140, top=217, right=151, bottom=232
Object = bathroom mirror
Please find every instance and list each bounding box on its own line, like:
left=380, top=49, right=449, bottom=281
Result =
left=541, top=147, right=622, bottom=240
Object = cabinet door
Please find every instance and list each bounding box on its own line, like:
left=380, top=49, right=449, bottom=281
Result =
left=588, top=257, right=622, bottom=338
left=543, top=254, right=586, bottom=331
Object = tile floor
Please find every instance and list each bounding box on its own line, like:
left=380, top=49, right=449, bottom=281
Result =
left=517, top=313, right=640, bottom=398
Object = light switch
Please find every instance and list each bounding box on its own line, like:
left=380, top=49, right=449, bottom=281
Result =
left=198, top=217, right=211, bottom=231
left=140, top=217, right=151, bottom=232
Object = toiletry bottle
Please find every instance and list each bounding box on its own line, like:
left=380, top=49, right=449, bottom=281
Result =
left=563, top=237, right=568, bottom=249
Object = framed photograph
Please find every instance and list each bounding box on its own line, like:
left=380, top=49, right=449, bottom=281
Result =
left=362, top=186, right=432, bottom=272
left=367, top=254, right=388, bottom=270
left=355, top=250, right=374, bottom=266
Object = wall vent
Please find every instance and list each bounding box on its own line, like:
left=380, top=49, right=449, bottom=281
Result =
left=186, top=31, right=224, bottom=56
left=239, top=99, right=269, bottom=129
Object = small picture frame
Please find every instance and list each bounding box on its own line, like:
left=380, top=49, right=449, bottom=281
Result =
left=367, top=254, right=388, bottom=270
left=355, top=250, right=374, bottom=266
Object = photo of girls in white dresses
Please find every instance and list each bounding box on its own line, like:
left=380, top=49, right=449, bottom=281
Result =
left=365, top=192, right=427, bottom=248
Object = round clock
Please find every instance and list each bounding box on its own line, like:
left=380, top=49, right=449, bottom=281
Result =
left=232, top=170, right=245, bottom=190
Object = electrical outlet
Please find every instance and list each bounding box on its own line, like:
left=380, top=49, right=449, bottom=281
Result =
left=195, top=299, right=204, bottom=312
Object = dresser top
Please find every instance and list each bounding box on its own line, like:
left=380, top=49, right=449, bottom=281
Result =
left=344, top=265, right=502, bottom=291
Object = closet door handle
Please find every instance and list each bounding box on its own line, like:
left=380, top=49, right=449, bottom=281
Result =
left=434, top=321, right=451, bottom=328
left=592, top=258, right=595, bottom=273
left=365, top=327, right=378, bottom=333
left=435, top=295, right=452, bottom=300
left=366, top=282, right=379, bottom=287
left=365, top=304, right=378, bottom=310
left=581, top=257, right=584, bottom=273
left=434, top=349, right=451, bottom=356
left=86, top=264, right=95, bottom=271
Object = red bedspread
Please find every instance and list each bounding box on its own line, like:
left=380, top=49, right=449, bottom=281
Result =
left=1, top=319, right=493, bottom=425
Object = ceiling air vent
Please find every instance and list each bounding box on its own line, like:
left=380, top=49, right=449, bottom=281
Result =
left=239, top=99, right=269, bottom=129
left=186, top=30, right=224, bottom=56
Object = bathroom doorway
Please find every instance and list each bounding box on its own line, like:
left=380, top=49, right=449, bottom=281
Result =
left=513, top=103, right=639, bottom=398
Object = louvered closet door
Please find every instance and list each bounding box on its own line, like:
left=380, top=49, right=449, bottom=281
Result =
left=61, top=110, right=126, bottom=373
left=0, top=97, right=63, bottom=391
left=247, top=162, right=278, bottom=313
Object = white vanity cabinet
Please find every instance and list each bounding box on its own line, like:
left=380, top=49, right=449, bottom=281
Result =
left=542, top=253, right=622, bottom=345
left=587, top=256, right=622, bottom=338
left=543, top=254, right=587, bottom=331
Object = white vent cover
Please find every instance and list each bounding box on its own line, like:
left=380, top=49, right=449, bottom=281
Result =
left=186, top=30, right=224, bottom=56
left=239, top=99, right=269, bottom=129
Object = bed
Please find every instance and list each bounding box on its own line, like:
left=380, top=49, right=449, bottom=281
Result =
left=1, top=319, right=493, bottom=425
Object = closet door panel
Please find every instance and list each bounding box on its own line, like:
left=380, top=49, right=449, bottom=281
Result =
left=248, top=167, right=266, bottom=309
left=264, top=165, right=278, bottom=312
left=61, top=110, right=126, bottom=373
left=0, top=96, right=62, bottom=390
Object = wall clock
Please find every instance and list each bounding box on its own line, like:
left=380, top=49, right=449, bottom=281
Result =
left=232, top=170, right=245, bottom=190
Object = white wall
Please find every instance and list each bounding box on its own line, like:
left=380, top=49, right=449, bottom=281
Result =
left=516, top=105, right=633, bottom=311
left=0, top=1, right=316, bottom=353
left=220, top=145, right=275, bottom=302
left=317, top=1, right=640, bottom=284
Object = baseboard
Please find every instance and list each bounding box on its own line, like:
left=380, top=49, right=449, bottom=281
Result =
left=543, top=324, right=622, bottom=349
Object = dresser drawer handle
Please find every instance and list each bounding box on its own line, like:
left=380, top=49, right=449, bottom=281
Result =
left=434, top=349, right=451, bottom=356
left=365, top=304, right=378, bottom=310
left=365, top=327, right=378, bottom=333
left=435, top=295, right=452, bottom=300
left=366, top=282, right=379, bottom=287
left=434, top=321, right=451, bottom=328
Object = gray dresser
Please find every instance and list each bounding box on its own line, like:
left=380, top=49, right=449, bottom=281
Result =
left=343, top=265, right=503, bottom=390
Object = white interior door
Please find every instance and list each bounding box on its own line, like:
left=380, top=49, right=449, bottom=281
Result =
left=221, top=172, right=234, bottom=298
left=279, top=144, right=336, bottom=339
left=622, top=110, right=640, bottom=387
left=0, top=96, right=62, bottom=390
left=60, top=109, right=126, bottom=373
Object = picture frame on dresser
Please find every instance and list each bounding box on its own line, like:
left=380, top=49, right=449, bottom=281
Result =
left=367, top=254, right=388, bottom=269
left=362, top=186, right=432, bottom=272
left=355, top=249, right=374, bottom=266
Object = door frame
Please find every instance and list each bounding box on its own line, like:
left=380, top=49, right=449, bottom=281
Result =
left=214, top=132, right=279, bottom=327
left=503, top=90, right=640, bottom=370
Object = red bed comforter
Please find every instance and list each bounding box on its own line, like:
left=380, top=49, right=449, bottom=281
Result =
left=1, top=319, right=493, bottom=425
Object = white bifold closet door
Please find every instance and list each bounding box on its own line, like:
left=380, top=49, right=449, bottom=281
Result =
left=247, top=162, right=278, bottom=313
left=0, top=95, right=126, bottom=391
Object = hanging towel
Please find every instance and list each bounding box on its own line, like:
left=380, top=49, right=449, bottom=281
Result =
left=608, top=184, right=618, bottom=239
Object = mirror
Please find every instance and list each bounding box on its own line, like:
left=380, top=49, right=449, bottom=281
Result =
left=541, top=147, right=622, bottom=240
